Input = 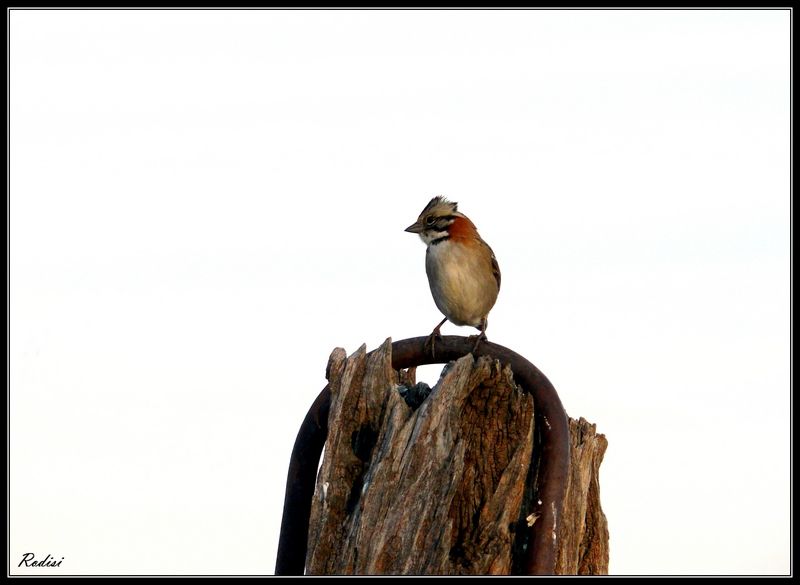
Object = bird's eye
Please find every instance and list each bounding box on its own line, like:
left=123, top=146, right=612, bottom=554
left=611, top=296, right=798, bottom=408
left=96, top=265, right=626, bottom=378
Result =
left=425, top=216, right=435, bottom=226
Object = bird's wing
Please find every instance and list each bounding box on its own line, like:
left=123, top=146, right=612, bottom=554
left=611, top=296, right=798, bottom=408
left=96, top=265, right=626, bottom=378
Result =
left=491, top=253, right=501, bottom=292
left=483, top=241, right=501, bottom=292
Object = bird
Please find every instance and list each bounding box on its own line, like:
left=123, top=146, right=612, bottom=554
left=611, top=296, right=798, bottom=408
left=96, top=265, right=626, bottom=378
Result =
left=405, top=196, right=501, bottom=356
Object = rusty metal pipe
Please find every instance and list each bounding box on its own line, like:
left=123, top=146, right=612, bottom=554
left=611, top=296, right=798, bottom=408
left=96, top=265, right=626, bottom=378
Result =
left=274, top=384, right=331, bottom=575
left=275, top=336, right=570, bottom=575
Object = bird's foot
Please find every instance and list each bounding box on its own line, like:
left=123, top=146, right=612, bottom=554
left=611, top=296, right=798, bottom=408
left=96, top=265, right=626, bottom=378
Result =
left=425, top=328, right=443, bottom=359
left=468, top=332, right=487, bottom=354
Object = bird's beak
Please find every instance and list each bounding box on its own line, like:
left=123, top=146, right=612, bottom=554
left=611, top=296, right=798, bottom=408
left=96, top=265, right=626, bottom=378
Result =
left=405, top=221, right=424, bottom=234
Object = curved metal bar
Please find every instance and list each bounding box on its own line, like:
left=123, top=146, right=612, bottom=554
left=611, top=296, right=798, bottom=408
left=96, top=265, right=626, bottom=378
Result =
left=275, top=384, right=331, bottom=575
left=275, top=336, right=570, bottom=575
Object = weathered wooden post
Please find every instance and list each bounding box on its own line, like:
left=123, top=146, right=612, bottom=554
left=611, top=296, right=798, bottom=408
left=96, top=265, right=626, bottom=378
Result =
left=276, top=336, right=608, bottom=575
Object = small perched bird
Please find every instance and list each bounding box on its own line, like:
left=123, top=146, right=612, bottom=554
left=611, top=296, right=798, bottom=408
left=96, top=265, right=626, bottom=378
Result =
left=405, top=196, right=501, bottom=355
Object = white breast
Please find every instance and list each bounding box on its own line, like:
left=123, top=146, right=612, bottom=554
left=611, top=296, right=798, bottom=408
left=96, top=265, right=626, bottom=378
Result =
left=425, top=240, right=498, bottom=328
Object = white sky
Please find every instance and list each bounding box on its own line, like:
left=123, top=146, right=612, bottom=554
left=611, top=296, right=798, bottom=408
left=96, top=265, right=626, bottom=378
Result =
left=9, top=9, right=790, bottom=576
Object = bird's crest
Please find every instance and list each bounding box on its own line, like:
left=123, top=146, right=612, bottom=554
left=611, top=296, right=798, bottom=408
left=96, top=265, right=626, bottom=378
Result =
left=419, top=195, right=458, bottom=219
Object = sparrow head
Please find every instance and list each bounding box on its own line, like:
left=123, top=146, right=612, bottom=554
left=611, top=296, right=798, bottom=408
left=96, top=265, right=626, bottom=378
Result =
left=405, top=196, right=465, bottom=245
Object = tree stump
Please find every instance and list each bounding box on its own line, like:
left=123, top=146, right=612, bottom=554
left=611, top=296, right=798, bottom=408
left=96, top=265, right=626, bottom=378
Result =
left=304, top=338, right=608, bottom=575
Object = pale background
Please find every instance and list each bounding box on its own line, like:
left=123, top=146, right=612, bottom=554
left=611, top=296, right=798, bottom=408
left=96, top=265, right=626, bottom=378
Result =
left=9, top=9, right=790, bottom=575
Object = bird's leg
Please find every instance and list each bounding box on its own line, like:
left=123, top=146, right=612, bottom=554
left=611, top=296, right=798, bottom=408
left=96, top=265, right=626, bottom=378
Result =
left=425, top=317, right=448, bottom=358
left=471, top=317, right=488, bottom=354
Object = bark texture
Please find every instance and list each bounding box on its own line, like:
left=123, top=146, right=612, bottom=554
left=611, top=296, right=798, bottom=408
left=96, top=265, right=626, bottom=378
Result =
left=305, top=338, right=608, bottom=575
left=555, top=417, right=610, bottom=574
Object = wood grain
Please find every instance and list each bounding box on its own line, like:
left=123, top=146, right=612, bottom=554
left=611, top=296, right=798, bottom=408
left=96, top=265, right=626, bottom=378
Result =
left=305, top=339, right=608, bottom=575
